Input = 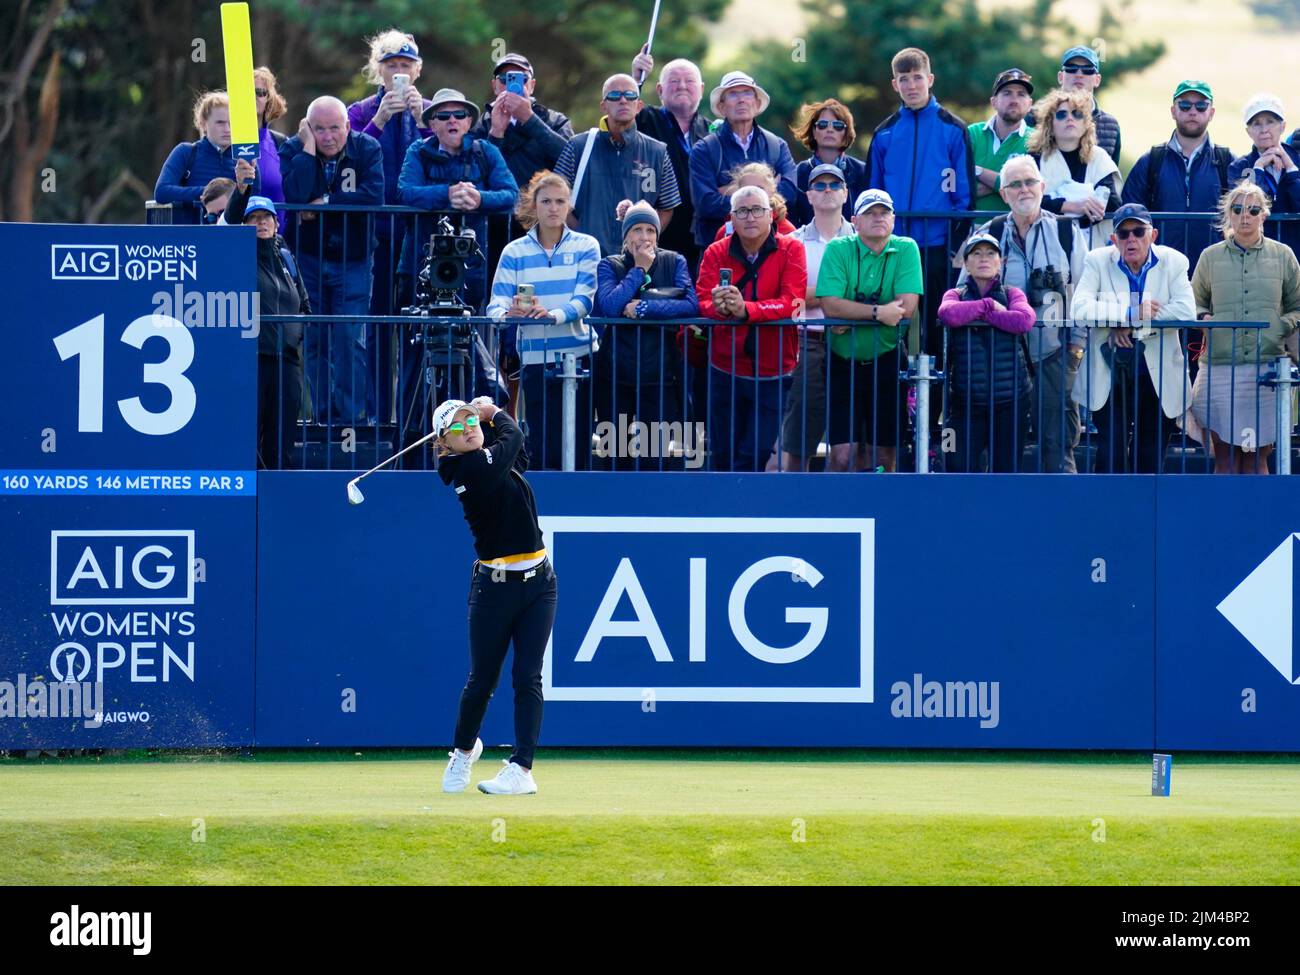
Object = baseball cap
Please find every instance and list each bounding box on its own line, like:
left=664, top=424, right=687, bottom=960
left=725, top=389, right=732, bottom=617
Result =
left=961, top=232, right=1002, bottom=258
left=493, top=53, right=533, bottom=75
left=1173, top=80, right=1213, bottom=102
left=992, top=68, right=1034, bottom=96
left=432, top=399, right=477, bottom=437
left=807, top=163, right=846, bottom=184
left=1243, top=93, right=1285, bottom=125
left=243, top=195, right=277, bottom=220
left=379, top=40, right=421, bottom=62
left=1061, top=46, right=1100, bottom=70
left=1112, top=202, right=1153, bottom=227
left=853, top=188, right=894, bottom=215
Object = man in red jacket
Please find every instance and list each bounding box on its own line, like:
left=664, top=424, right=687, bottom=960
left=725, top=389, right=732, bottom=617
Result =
left=696, top=185, right=808, bottom=471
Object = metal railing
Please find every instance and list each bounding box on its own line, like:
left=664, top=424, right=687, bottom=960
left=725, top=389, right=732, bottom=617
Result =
left=154, top=200, right=1300, bottom=474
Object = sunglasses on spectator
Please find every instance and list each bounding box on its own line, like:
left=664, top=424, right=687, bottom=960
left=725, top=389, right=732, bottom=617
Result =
left=603, top=90, right=640, bottom=102
left=814, top=119, right=847, bottom=131
left=1053, top=108, right=1086, bottom=121
left=446, top=415, right=481, bottom=436
left=810, top=180, right=845, bottom=191
left=433, top=110, right=470, bottom=120
left=1062, top=65, right=1099, bottom=75
left=1115, top=226, right=1148, bottom=240
left=254, top=88, right=269, bottom=98
left=1176, top=100, right=1210, bottom=113
left=1002, top=178, right=1040, bottom=191
left=201, top=211, right=221, bottom=225
left=1231, top=204, right=1264, bottom=216
left=733, top=206, right=770, bottom=219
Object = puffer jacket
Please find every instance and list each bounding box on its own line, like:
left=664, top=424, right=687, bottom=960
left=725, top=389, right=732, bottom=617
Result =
left=939, top=278, right=1035, bottom=406
left=595, top=248, right=698, bottom=387
left=1192, top=235, right=1300, bottom=364
left=255, top=234, right=309, bottom=359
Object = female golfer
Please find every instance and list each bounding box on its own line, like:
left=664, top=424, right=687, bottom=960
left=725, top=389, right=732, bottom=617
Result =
left=435, top=395, right=555, bottom=795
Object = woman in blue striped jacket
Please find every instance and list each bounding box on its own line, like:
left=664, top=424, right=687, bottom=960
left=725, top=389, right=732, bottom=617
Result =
left=488, top=170, right=601, bottom=470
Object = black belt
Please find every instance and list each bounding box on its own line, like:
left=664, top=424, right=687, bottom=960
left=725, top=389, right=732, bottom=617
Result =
left=475, top=557, right=550, bottom=581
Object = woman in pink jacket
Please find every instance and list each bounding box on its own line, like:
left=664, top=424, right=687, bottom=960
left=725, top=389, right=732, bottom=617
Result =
left=939, top=232, right=1037, bottom=472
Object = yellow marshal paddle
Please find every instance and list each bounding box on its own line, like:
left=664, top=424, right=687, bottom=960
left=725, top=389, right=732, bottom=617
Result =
left=220, top=2, right=259, bottom=183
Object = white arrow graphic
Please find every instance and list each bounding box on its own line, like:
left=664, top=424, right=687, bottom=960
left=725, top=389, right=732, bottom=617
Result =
left=1217, top=533, right=1300, bottom=684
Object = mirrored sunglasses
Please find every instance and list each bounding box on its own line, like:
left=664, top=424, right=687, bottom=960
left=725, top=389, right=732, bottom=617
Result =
left=446, top=415, right=481, bottom=436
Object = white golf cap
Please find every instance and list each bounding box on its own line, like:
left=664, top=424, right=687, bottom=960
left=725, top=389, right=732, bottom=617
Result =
left=432, top=399, right=475, bottom=437
left=710, top=71, right=771, bottom=117
left=1243, top=92, right=1285, bottom=126
left=853, top=188, right=894, bottom=215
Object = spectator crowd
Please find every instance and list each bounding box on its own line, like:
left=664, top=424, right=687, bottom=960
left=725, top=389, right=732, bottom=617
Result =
left=152, top=31, right=1300, bottom=474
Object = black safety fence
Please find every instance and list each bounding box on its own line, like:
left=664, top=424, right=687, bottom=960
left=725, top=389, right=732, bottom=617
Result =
left=150, top=199, right=1299, bottom=473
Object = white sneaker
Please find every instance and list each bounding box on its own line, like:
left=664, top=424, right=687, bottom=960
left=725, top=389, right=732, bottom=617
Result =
left=442, top=738, right=483, bottom=793
left=477, top=760, right=538, bottom=795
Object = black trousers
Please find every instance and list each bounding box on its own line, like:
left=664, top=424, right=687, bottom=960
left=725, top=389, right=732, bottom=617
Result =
left=1090, top=347, right=1172, bottom=474
left=257, top=351, right=303, bottom=470
left=947, top=394, right=1030, bottom=472
left=453, top=560, right=558, bottom=770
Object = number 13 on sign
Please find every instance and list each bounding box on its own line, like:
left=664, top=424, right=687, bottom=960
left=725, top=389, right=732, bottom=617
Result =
left=53, top=314, right=196, bottom=436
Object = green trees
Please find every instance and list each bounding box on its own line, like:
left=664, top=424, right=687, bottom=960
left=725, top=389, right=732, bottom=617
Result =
left=742, top=0, right=1162, bottom=156
left=3, top=0, right=1163, bottom=221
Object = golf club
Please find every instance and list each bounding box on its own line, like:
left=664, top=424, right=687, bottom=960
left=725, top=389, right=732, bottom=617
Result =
left=346, top=430, right=440, bottom=505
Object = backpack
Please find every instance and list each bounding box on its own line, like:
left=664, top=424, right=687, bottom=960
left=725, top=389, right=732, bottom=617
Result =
left=1143, top=143, right=1232, bottom=205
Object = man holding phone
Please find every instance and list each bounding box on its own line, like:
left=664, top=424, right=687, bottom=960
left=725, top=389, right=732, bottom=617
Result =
left=472, top=53, right=575, bottom=192
left=695, top=186, right=807, bottom=472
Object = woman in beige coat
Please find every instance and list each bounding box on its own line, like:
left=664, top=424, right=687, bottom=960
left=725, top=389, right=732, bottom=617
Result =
left=1190, top=182, right=1300, bottom=473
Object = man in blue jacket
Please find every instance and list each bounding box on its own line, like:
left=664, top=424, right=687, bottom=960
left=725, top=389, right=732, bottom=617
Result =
left=688, top=71, right=797, bottom=250
left=1121, top=81, right=1232, bottom=274
left=280, top=96, right=385, bottom=425
left=397, top=88, right=518, bottom=454
left=867, top=46, right=973, bottom=422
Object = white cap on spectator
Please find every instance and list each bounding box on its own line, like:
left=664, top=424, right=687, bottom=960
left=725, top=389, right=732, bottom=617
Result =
left=1244, top=93, right=1285, bottom=126
left=853, top=188, right=894, bottom=215
left=710, top=71, right=771, bottom=117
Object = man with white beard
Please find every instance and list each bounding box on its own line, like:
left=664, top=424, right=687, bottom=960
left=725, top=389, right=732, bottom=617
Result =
left=971, top=154, right=1087, bottom=472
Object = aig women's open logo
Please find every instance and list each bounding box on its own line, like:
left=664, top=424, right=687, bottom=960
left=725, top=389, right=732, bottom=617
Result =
left=539, top=517, right=873, bottom=702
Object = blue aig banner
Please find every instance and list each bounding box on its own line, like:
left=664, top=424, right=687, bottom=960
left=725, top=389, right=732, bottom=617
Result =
left=0, top=225, right=257, bottom=747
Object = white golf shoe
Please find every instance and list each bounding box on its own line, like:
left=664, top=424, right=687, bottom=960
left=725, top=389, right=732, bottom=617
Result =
left=477, top=760, right=538, bottom=795
left=441, top=738, right=483, bottom=793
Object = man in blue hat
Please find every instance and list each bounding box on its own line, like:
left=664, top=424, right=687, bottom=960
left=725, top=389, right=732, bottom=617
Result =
left=1057, top=46, right=1121, bottom=162
left=1072, top=201, right=1194, bottom=473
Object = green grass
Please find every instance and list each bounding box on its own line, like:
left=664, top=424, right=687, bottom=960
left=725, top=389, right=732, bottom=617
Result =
left=2, top=750, right=1298, bottom=884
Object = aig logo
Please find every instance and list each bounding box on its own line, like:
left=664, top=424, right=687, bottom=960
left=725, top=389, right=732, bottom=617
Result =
left=540, top=517, right=873, bottom=703
left=51, top=244, right=119, bottom=281
left=51, top=530, right=195, bottom=605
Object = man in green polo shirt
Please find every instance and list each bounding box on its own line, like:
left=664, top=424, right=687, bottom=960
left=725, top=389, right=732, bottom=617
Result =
left=817, top=188, right=923, bottom=471
left=969, top=68, right=1034, bottom=212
